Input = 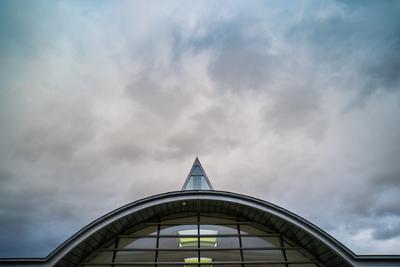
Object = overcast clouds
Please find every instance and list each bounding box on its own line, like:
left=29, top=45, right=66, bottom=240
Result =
left=1, top=0, right=400, bottom=257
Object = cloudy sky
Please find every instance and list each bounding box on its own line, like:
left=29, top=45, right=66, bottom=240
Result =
left=1, top=0, right=400, bottom=258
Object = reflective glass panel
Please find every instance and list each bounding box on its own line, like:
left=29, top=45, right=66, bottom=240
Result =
left=124, top=225, right=158, bottom=235
left=158, top=250, right=198, bottom=262
left=118, top=237, right=156, bottom=248
left=240, top=224, right=272, bottom=235
left=241, top=236, right=281, bottom=248
left=184, top=257, right=212, bottom=267
left=200, top=224, right=237, bottom=234
left=201, top=250, right=241, bottom=261
left=243, top=249, right=284, bottom=261
left=160, top=224, right=198, bottom=235
left=115, top=251, right=155, bottom=262
left=200, top=237, right=239, bottom=248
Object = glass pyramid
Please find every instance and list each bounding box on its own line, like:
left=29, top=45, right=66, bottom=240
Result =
left=182, top=157, right=214, bottom=191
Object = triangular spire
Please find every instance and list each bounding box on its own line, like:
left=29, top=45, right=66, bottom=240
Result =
left=182, top=157, right=214, bottom=191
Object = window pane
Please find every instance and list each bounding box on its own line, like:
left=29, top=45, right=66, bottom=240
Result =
left=115, top=251, right=155, bottom=262
left=200, top=250, right=241, bottom=262
left=244, top=265, right=284, bottom=267
left=160, top=224, right=198, bottom=235
left=199, top=237, right=239, bottom=248
left=241, top=236, right=281, bottom=248
left=184, top=257, right=212, bottom=267
left=158, top=250, right=198, bottom=262
left=240, top=224, right=272, bottom=235
left=200, top=224, right=237, bottom=234
left=158, top=236, right=200, bottom=248
left=118, top=237, right=156, bottom=248
left=125, top=225, right=158, bottom=235
left=243, top=249, right=284, bottom=261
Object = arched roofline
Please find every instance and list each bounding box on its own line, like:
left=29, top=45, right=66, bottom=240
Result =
left=1, top=190, right=400, bottom=267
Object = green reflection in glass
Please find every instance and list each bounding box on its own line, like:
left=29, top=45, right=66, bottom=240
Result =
left=178, top=229, right=218, bottom=247
left=184, top=257, right=212, bottom=267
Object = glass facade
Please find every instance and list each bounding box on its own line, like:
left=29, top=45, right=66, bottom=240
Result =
left=81, top=213, right=320, bottom=266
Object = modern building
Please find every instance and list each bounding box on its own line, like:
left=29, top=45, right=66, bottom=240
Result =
left=1, top=158, right=399, bottom=267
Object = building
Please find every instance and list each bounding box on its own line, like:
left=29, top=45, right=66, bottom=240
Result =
left=1, top=158, right=399, bottom=267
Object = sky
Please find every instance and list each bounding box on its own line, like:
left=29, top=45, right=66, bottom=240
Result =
left=1, top=0, right=400, bottom=258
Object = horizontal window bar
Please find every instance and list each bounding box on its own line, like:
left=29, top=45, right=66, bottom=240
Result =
left=118, top=234, right=281, bottom=238
left=83, top=261, right=321, bottom=265
left=97, top=247, right=303, bottom=251
left=143, top=222, right=265, bottom=226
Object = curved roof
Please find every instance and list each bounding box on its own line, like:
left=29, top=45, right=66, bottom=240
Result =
left=1, top=190, right=400, bottom=267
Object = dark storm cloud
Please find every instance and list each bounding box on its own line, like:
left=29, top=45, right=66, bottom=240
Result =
left=194, top=20, right=276, bottom=91
left=288, top=0, right=400, bottom=101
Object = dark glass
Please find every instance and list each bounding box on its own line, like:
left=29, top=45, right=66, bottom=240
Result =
left=200, top=224, right=237, bottom=234
left=200, top=250, right=241, bottom=261
left=240, top=224, right=272, bottom=235
left=244, top=264, right=284, bottom=267
left=288, top=265, right=318, bottom=267
left=243, top=249, right=284, bottom=261
left=118, top=237, right=157, bottom=248
left=241, top=236, right=281, bottom=248
left=124, top=225, right=158, bottom=235
left=157, top=250, right=198, bottom=262
left=199, top=237, right=239, bottom=248
left=160, top=224, right=198, bottom=235
left=115, top=251, right=155, bottom=262
left=159, top=237, right=198, bottom=248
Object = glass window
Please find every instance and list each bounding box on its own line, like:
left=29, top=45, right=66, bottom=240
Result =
left=115, top=251, right=155, bottom=262
left=201, top=250, right=241, bottom=261
left=200, top=224, right=237, bottom=234
left=184, top=257, right=212, bottom=267
left=240, top=224, right=272, bottom=235
left=243, top=249, right=284, bottom=261
left=124, top=225, right=158, bottom=235
left=241, top=236, right=281, bottom=248
left=160, top=224, right=197, bottom=235
left=118, top=237, right=156, bottom=248
left=159, top=237, right=192, bottom=249
left=82, top=213, right=319, bottom=267
left=158, top=250, right=198, bottom=262
left=199, top=237, right=239, bottom=248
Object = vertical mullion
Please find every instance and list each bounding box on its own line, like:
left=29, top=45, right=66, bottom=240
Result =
left=154, top=223, right=161, bottom=267
left=237, top=220, right=245, bottom=267
left=111, top=237, right=119, bottom=267
left=280, top=237, right=289, bottom=267
left=197, top=213, right=200, bottom=267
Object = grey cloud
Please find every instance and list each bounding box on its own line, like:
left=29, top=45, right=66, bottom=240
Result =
left=193, top=20, right=277, bottom=91
left=287, top=0, right=400, bottom=103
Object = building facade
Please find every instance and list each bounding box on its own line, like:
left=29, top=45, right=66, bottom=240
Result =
left=1, top=158, right=399, bottom=267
